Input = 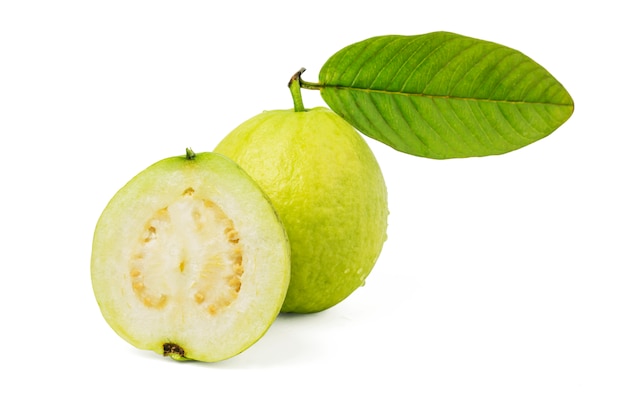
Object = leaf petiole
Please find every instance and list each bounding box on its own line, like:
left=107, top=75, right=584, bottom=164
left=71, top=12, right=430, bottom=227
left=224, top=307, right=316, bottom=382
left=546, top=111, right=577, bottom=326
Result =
left=299, top=79, right=322, bottom=91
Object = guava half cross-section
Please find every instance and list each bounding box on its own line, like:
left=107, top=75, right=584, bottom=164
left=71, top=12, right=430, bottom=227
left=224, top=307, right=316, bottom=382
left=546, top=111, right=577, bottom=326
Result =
left=91, top=150, right=290, bottom=362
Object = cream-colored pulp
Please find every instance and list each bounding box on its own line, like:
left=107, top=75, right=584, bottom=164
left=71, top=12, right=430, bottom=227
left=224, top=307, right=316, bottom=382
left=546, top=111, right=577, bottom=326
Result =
left=128, top=187, right=243, bottom=316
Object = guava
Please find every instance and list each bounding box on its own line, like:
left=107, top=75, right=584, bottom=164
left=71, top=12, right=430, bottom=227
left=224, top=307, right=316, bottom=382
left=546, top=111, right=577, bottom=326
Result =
left=91, top=150, right=290, bottom=362
left=214, top=107, right=388, bottom=313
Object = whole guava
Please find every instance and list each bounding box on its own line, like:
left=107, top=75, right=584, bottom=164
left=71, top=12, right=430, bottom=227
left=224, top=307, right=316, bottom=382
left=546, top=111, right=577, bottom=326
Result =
left=215, top=107, right=388, bottom=313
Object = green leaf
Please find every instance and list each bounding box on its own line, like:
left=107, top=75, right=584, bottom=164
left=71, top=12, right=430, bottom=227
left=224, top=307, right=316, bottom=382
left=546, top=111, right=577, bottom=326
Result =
left=316, top=32, right=574, bottom=159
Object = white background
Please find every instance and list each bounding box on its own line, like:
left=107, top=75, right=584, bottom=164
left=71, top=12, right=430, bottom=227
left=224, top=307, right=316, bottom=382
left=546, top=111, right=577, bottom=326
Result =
left=1, top=1, right=624, bottom=415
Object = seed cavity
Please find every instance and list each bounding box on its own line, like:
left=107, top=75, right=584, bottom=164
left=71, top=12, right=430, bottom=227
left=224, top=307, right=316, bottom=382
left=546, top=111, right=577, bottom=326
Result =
left=128, top=190, right=244, bottom=314
left=144, top=226, right=157, bottom=242
left=149, top=294, right=167, bottom=307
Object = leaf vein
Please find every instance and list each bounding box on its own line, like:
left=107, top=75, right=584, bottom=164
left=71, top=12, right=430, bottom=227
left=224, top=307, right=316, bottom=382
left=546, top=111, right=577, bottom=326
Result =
left=399, top=36, right=458, bottom=92
left=321, top=85, right=571, bottom=107
left=421, top=40, right=479, bottom=93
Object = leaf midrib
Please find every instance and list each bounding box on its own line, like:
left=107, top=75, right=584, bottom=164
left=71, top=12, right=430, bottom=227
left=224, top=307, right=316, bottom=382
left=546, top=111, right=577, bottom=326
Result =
left=321, top=84, right=573, bottom=107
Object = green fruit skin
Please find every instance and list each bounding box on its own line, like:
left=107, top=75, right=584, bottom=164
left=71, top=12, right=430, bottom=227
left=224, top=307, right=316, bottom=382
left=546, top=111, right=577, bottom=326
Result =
left=215, top=107, right=388, bottom=313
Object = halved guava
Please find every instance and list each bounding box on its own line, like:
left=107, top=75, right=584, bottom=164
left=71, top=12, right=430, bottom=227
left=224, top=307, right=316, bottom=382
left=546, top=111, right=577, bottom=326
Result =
left=91, top=150, right=290, bottom=362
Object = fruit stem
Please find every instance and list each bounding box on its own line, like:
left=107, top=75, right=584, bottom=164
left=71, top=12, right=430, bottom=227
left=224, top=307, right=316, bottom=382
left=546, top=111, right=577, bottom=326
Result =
left=288, top=68, right=307, bottom=112
left=186, top=148, right=196, bottom=160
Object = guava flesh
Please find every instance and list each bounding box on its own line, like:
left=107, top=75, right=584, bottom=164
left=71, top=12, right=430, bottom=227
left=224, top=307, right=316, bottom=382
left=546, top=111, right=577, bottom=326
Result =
left=91, top=151, right=290, bottom=362
left=215, top=107, right=388, bottom=313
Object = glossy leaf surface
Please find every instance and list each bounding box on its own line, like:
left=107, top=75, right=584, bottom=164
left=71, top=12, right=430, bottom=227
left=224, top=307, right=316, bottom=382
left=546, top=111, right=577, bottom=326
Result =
left=317, top=32, right=574, bottom=159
